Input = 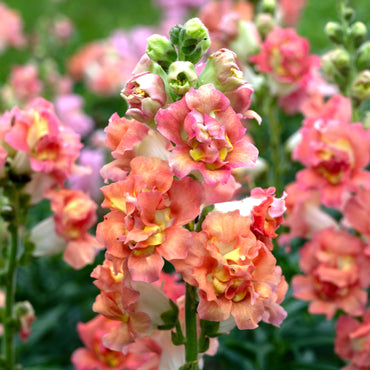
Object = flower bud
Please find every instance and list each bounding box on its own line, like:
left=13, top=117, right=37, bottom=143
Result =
left=169, top=24, right=182, bottom=45
left=121, top=72, right=167, bottom=125
left=351, top=70, right=370, bottom=101
left=178, top=18, right=211, bottom=64
left=343, top=7, right=355, bottom=22
left=356, top=41, right=370, bottom=71
left=198, top=48, right=243, bottom=91
left=261, top=0, right=276, bottom=14
left=168, top=61, right=197, bottom=95
left=256, top=13, right=275, bottom=38
left=332, top=48, right=351, bottom=74
left=15, top=301, right=35, bottom=342
left=146, top=34, right=177, bottom=70
left=350, top=22, right=368, bottom=48
left=325, top=22, right=344, bottom=44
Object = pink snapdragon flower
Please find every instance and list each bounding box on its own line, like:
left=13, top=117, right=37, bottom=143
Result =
left=72, top=314, right=161, bottom=370
left=178, top=210, right=287, bottom=330
left=4, top=98, right=83, bottom=186
left=335, top=309, right=370, bottom=370
left=250, top=27, right=319, bottom=96
left=45, top=188, right=102, bottom=269
left=98, top=156, right=203, bottom=282
left=6, top=64, right=43, bottom=105
left=343, top=187, right=370, bottom=255
left=0, top=3, right=26, bottom=53
left=278, top=0, right=307, bottom=27
left=292, top=228, right=370, bottom=319
left=293, top=119, right=370, bottom=208
left=155, top=84, right=258, bottom=185
left=67, top=29, right=151, bottom=96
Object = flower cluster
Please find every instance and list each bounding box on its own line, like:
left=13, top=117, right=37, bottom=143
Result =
left=76, top=16, right=288, bottom=369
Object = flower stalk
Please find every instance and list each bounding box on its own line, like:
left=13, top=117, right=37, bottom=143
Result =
left=2, top=185, right=19, bottom=370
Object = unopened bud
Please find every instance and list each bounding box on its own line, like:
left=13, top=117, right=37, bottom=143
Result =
left=168, top=61, right=198, bottom=95
left=0, top=204, right=15, bottom=222
left=343, top=7, right=355, bottom=22
left=325, top=22, right=344, bottom=44
left=321, top=49, right=350, bottom=85
left=351, top=70, right=370, bottom=101
left=261, top=0, right=276, bottom=14
left=169, top=24, right=182, bottom=45
left=146, top=34, right=177, bottom=70
left=332, top=48, right=351, bottom=74
left=356, top=42, right=370, bottom=71
left=178, top=18, right=211, bottom=64
left=350, top=22, right=367, bottom=48
left=256, top=13, right=275, bottom=38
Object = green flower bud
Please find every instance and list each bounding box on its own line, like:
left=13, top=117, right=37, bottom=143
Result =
left=350, top=22, right=367, bottom=48
left=356, top=42, right=370, bottom=71
left=325, top=21, right=344, bottom=44
left=146, top=34, right=177, bottom=70
left=261, top=0, right=276, bottom=14
left=321, top=49, right=350, bottom=85
left=256, top=13, right=275, bottom=39
left=178, top=18, right=211, bottom=63
left=343, top=7, right=355, bottom=22
left=351, top=70, right=370, bottom=101
left=169, top=24, right=182, bottom=45
left=168, top=61, right=198, bottom=95
left=332, top=48, right=351, bottom=74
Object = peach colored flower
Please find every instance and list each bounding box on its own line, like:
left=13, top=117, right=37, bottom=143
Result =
left=72, top=314, right=161, bottom=370
left=46, top=188, right=102, bottom=269
left=155, top=84, right=258, bottom=185
left=178, top=210, right=287, bottom=330
left=335, top=309, right=370, bottom=369
left=91, top=260, right=173, bottom=351
left=98, top=156, right=202, bottom=282
left=214, top=187, right=286, bottom=249
left=292, top=228, right=369, bottom=319
left=293, top=119, right=370, bottom=208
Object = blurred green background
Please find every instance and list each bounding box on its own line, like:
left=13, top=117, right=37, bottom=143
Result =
left=1, top=0, right=369, bottom=369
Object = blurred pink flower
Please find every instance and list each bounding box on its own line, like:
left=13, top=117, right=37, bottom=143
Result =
left=55, top=94, right=94, bottom=137
left=0, top=3, right=26, bottom=53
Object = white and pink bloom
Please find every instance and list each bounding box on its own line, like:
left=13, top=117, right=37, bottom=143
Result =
left=155, top=84, right=258, bottom=185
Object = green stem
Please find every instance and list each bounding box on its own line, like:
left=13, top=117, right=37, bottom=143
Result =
left=184, top=283, right=199, bottom=367
left=3, top=192, right=19, bottom=370
left=266, top=97, right=284, bottom=196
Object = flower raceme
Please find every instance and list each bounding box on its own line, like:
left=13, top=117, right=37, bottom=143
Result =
left=155, top=83, right=258, bottom=185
